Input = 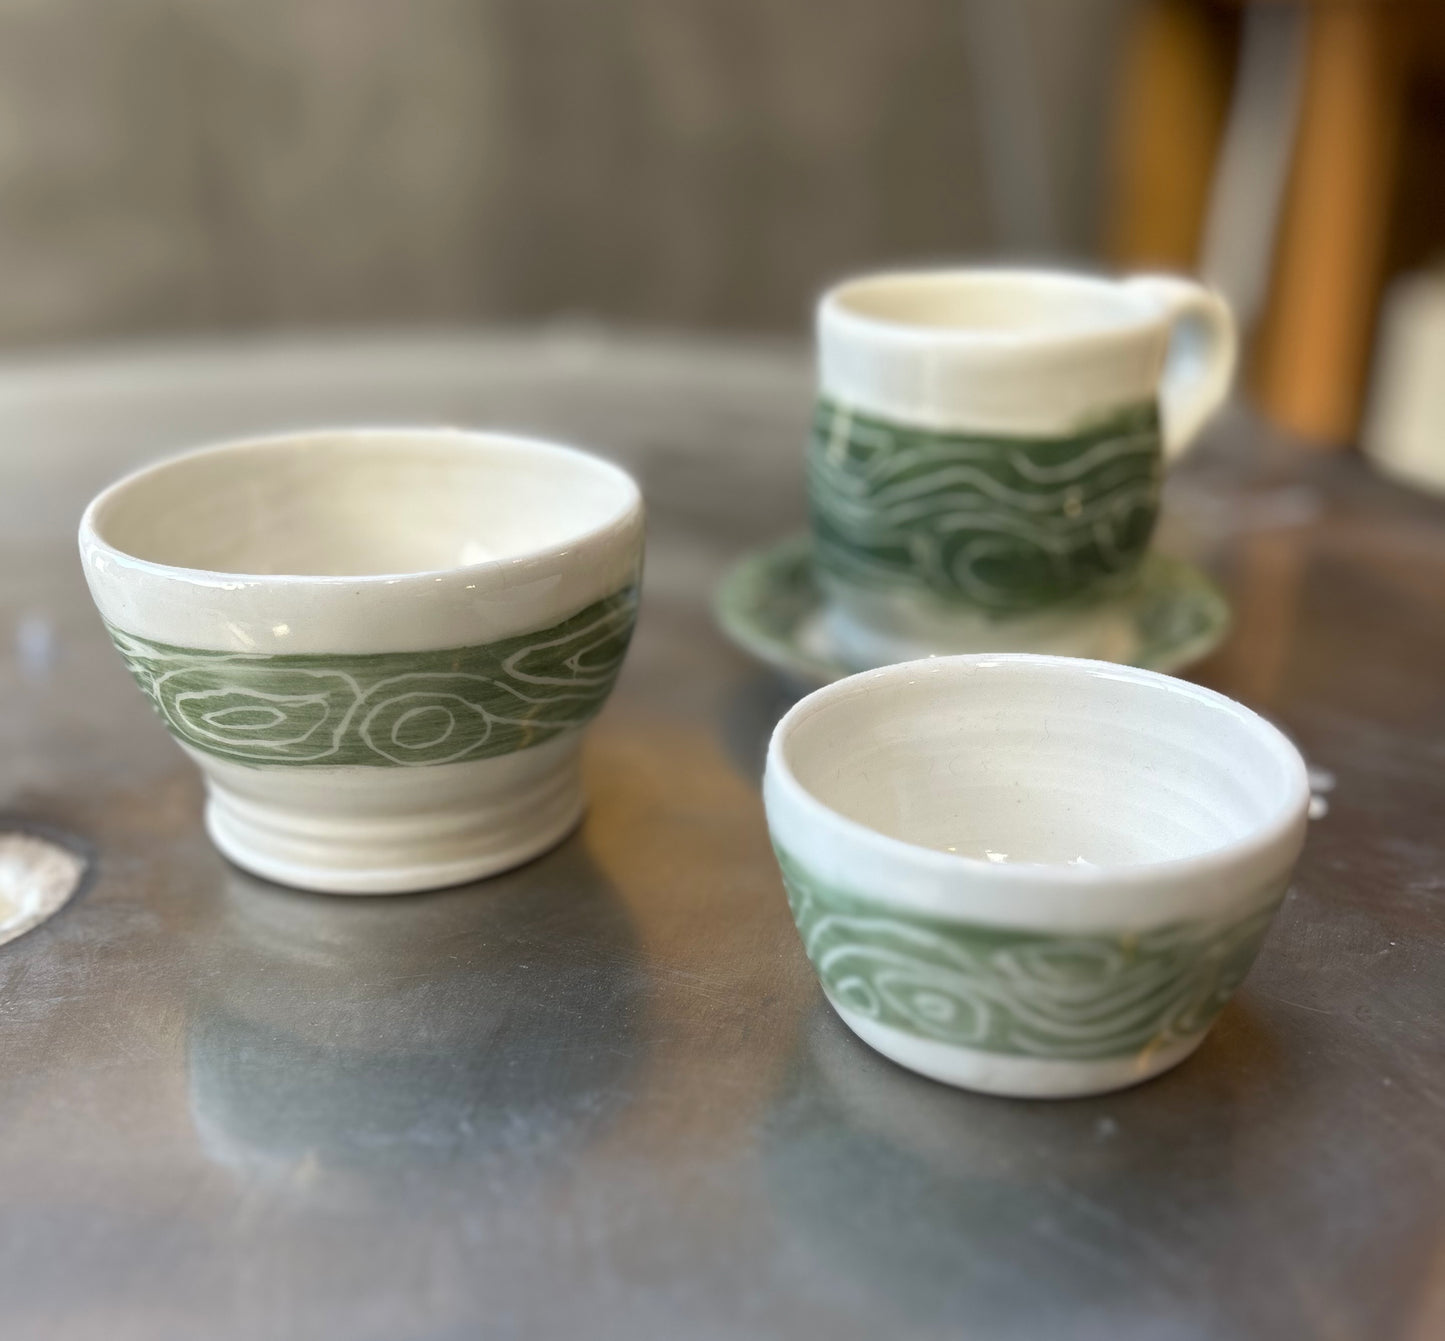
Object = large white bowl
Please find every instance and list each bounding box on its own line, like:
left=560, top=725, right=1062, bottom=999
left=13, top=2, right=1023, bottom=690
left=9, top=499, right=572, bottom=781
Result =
left=80, top=428, right=644, bottom=894
left=764, top=654, right=1310, bottom=1098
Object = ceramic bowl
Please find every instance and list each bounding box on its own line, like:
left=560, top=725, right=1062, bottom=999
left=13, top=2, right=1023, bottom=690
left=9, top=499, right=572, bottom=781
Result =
left=80, top=428, right=644, bottom=894
left=763, top=654, right=1310, bottom=1098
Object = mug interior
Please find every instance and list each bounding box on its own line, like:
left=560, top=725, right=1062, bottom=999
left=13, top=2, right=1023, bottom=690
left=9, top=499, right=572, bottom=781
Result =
left=777, top=658, right=1305, bottom=868
left=88, top=431, right=638, bottom=577
left=827, top=270, right=1156, bottom=338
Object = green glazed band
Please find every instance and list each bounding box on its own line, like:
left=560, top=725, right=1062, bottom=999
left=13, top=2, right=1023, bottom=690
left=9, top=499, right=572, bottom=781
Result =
left=777, top=847, right=1281, bottom=1061
left=108, top=586, right=638, bottom=768
left=808, top=397, right=1163, bottom=613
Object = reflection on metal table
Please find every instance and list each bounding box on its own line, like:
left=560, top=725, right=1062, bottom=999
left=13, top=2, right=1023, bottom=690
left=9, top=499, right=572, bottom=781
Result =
left=0, top=331, right=1441, bottom=1341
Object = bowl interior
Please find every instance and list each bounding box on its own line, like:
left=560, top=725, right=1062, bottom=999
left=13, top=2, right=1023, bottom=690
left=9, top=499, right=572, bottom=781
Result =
left=778, top=659, right=1303, bottom=868
left=89, top=432, right=637, bottom=577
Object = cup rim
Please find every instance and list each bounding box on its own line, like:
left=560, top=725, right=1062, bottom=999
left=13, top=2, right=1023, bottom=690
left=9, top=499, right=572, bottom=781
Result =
left=818, top=266, right=1169, bottom=350
left=765, top=653, right=1311, bottom=893
left=78, top=426, right=643, bottom=588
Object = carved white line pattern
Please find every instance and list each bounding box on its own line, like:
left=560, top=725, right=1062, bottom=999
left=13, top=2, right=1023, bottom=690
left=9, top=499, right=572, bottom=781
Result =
left=779, top=848, right=1282, bottom=1060
left=107, top=586, right=638, bottom=768
left=808, top=398, right=1164, bottom=611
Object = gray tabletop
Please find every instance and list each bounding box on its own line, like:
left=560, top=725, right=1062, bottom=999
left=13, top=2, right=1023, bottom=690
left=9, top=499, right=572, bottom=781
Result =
left=1, top=330, right=1442, bottom=1341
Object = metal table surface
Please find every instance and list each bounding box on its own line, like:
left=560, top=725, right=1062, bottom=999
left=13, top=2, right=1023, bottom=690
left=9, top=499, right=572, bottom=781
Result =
left=0, top=330, right=1442, bottom=1341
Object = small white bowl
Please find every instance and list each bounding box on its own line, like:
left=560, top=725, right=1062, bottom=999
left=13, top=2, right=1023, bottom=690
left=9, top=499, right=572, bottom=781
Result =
left=764, top=654, right=1310, bottom=1098
left=80, top=428, right=644, bottom=894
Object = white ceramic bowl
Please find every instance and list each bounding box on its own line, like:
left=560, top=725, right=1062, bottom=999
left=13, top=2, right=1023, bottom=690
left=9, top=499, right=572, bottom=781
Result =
left=80, top=428, right=644, bottom=894
left=764, top=654, right=1310, bottom=1098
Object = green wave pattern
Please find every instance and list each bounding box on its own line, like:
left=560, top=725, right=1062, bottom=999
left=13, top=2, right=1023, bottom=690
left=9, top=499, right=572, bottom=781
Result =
left=109, top=587, right=637, bottom=768
left=809, top=397, right=1163, bottom=612
left=778, top=848, right=1280, bottom=1060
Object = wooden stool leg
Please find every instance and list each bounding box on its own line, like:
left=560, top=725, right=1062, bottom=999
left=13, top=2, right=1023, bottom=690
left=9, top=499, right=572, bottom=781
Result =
left=1252, top=4, right=1406, bottom=448
left=1106, top=0, right=1234, bottom=270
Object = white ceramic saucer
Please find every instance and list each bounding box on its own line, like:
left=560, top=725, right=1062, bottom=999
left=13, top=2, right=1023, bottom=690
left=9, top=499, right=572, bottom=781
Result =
left=715, top=535, right=1230, bottom=685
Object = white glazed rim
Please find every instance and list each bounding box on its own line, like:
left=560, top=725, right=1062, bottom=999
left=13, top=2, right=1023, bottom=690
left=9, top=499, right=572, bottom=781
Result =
left=819, top=267, right=1169, bottom=350
left=766, top=653, right=1312, bottom=892
left=78, top=426, right=644, bottom=587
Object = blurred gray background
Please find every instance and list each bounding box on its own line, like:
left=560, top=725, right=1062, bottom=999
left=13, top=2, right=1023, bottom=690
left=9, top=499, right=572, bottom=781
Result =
left=0, top=0, right=1130, bottom=345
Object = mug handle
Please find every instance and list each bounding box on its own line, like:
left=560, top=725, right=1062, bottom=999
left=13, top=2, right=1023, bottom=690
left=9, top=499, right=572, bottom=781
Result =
left=1124, top=275, right=1237, bottom=462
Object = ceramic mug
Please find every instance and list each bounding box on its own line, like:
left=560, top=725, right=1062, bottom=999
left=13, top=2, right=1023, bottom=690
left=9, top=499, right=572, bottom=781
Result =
left=810, top=268, right=1236, bottom=663
left=80, top=428, right=645, bottom=895
left=764, top=654, right=1310, bottom=1098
